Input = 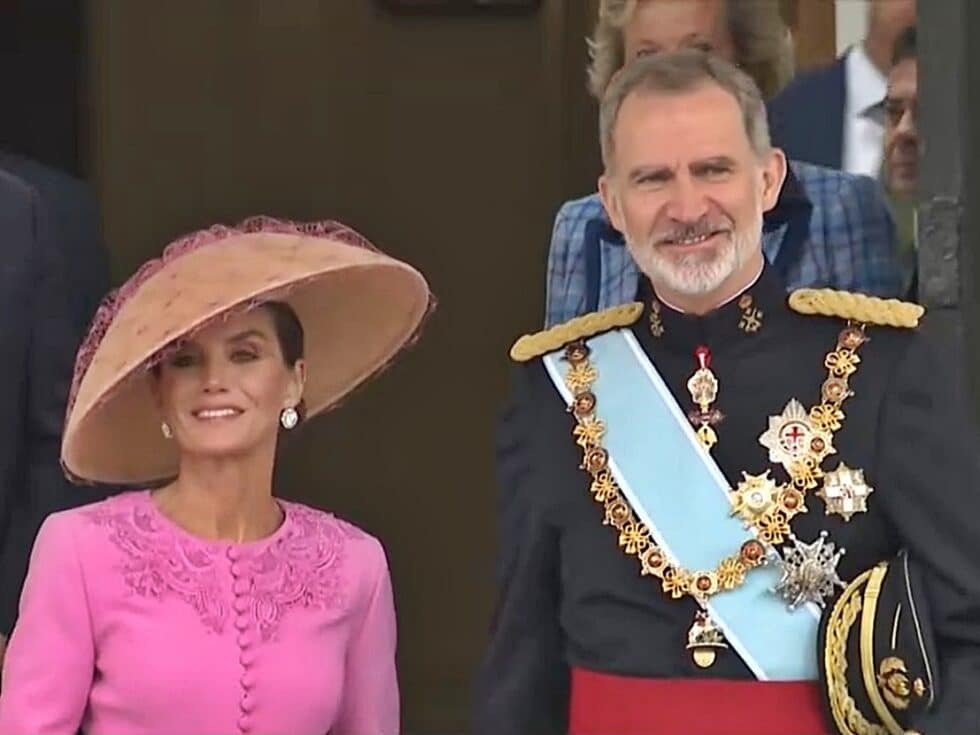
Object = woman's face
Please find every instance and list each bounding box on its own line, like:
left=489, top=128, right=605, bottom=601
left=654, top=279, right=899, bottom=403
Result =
left=623, top=0, right=735, bottom=64
left=153, top=308, right=305, bottom=460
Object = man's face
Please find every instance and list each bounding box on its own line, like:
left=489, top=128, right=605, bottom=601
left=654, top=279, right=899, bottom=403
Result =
left=883, top=57, right=918, bottom=195
left=599, top=83, right=785, bottom=306
left=623, top=0, right=735, bottom=63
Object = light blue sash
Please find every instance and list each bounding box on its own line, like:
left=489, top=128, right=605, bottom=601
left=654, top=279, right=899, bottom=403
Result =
left=543, top=329, right=819, bottom=681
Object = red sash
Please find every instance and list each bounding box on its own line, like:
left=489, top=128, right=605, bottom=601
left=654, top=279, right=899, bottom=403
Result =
left=569, top=668, right=830, bottom=735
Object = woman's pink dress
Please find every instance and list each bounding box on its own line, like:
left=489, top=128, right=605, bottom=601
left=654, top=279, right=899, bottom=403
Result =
left=0, top=490, right=399, bottom=735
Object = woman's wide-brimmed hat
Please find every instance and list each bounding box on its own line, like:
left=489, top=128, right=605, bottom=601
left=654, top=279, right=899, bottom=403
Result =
left=62, top=216, right=433, bottom=485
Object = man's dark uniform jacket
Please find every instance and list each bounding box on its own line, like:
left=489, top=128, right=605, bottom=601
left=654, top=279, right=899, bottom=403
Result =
left=474, top=267, right=980, bottom=734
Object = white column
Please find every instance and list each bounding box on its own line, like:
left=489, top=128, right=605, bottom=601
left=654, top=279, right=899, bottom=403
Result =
left=835, top=0, right=870, bottom=55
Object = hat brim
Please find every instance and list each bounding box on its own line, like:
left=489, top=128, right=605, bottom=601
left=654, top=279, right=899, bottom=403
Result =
left=62, top=231, right=430, bottom=484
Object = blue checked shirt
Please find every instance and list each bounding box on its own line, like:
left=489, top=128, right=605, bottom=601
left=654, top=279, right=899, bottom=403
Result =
left=545, top=160, right=905, bottom=326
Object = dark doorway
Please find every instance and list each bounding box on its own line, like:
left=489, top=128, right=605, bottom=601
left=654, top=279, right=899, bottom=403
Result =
left=0, top=0, right=85, bottom=176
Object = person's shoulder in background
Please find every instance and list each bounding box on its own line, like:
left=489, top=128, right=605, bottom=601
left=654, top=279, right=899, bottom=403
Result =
left=768, top=56, right=848, bottom=169
left=0, top=152, right=93, bottom=204
left=0, top=151, right=111, bottom=324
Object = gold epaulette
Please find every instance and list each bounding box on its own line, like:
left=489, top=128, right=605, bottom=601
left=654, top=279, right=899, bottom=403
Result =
left=509, top=302, right=644, bottom=362
left=788, top=289, right=925, bottom=329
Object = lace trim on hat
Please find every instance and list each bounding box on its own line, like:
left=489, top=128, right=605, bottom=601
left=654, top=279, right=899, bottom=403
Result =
left=62, top=215, right=436, bottom=487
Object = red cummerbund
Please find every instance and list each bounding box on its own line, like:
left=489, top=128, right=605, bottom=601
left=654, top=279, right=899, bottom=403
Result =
left=570, top=667, right=829, bottom=735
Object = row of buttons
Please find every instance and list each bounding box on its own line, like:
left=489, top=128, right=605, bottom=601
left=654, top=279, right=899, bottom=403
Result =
left=230, top=546, right=255, bottom=733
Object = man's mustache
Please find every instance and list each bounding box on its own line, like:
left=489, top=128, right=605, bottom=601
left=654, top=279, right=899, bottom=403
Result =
left=654, top=218, right=732, bottom=246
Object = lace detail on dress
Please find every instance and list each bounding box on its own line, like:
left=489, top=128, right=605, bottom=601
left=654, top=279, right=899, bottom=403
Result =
left=86, top=494, right=362, bottom=640
left=86, top=498, right=228, bottom=633
left=244, top=503, right=364, bottom=642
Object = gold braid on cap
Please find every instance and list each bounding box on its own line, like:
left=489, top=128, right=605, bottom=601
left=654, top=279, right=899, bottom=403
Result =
left=510, top=303, right=644, bottom=362
left=789, top=289, right=924, bottom=329
left=824, top=570, right=891, bottom=735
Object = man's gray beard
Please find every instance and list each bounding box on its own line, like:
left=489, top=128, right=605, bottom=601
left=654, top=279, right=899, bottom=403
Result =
left=627, top=222, right=761, bottom=297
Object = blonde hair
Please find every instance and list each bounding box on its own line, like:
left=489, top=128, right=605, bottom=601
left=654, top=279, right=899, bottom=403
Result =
left=587, top=0, right=795, bottom=100
left=599, top=50, right=771, bottom=169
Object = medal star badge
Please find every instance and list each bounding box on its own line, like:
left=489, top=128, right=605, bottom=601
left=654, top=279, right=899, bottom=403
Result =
left=772, top=531, right=846, bottom=610
left=759, top=399, right=835, bottom=484
left=730, top=472, right=807, bottom=544
left=730, top=471, right=780, bottom=523
left=817, top=463, right=874, bottom=521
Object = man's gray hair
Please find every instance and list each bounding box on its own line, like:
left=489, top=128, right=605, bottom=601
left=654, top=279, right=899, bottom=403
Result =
left=599, top=50, right=772, bottom=170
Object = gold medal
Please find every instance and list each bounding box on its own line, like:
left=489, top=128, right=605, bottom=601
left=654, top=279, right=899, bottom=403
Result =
left=687, top=345, right=723, bottom=450
left=729, top=471, right=806, bottom=545
left=729, top=471, right=780, bottom=522
left=686, top=610, right=728, bottom=668
left=696, top=424, right=718, bottom=449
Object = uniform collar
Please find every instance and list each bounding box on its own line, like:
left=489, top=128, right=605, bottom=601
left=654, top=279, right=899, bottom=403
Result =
left=637, top=264, right=789, bottom=356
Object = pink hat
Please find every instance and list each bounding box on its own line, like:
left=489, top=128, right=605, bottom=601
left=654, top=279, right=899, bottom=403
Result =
left=62, top=216, right=433, bottom=485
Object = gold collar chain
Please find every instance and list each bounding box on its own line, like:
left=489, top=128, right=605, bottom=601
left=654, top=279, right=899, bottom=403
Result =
left=560, top=322, right=868, bottom=619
